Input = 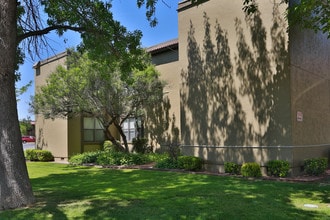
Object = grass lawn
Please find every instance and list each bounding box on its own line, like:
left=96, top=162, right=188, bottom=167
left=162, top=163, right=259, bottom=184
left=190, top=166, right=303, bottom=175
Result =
left=0, top=162, right=329, bottom=220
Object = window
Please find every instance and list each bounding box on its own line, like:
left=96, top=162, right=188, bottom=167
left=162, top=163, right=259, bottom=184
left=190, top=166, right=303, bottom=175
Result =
left=122, top=118, right=137, bottom=142
left=83, top=117, right=104, bottom=142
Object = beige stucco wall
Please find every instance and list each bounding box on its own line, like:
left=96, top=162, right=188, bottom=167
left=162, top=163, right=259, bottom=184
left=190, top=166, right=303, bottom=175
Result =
left=34, top=52, right=69, bottom=160
left=178, top=0, right=291, bottom=147
left=175, top=0, right=330, bottom=175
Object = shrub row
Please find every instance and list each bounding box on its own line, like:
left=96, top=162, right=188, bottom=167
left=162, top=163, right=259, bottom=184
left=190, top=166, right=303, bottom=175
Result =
left=225, top=161, right=285, bottom=177
left=69, top=151, right=152, bottom=166
left=224, top=157, right=328, bottom=177
left=25, top=149, right=54, bottom=162
left=155, top=155, right=203, bottom=171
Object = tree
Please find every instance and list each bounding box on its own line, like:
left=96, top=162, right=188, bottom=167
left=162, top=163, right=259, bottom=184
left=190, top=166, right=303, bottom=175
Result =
left=0, top=0, right=153, bottom=211
left=33, top=50, right=164, bottom=152
left=242, top=0, right=330, bottom=38
left=19, top=117, right=34, bottom=136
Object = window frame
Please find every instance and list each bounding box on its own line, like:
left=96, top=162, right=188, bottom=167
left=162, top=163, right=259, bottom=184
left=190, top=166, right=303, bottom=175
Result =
left=82, top=117, right=105, bottom=143
left=122, top=118, right=138, bottom=142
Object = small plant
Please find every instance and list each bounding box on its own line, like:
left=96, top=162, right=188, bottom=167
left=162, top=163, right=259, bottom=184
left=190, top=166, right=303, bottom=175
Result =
left=304, top=157, right=328, bottom=176
left=267, top=160, right=290, bottom=177
left=241, top=162, right=262, bottom=177
left=167, top=142, right=181, bottom=160
left=25, top=149, right=54, bottom=162
left=224, top=162, right=241, bottom=175
left=36, top=150, right=54, bottom=161
left=155, top=157, right=180, bottom=169
left=25, top=149, right=38, bottom=161
left=178, top=156, right=203, bottom=171
left=103, top=140, right=120, bottom=152
left=132, top=138, right=151, bottom=154
left=69, top=151, right=101, bottom=165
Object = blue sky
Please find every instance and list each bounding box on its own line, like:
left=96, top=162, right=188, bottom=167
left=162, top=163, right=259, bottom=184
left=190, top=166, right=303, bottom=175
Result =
left=16, top=0, right=179, bottom=120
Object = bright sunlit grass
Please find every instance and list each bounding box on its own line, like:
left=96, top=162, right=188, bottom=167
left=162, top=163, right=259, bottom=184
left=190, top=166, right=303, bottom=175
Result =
left=0, top=162, right=329, bottom=219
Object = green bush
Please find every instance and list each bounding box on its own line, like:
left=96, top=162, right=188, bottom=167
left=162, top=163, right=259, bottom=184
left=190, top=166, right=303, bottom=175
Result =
left=25, top=149, right=38, bottom=161
left=36, top=150, right=54, bottom=161
left=241, top=162, right=262, bottom=177
left=155, top=157, right=180, bottom=169
left=69, top=151, right=101, bottom=165
left=178, top=156, right=203, bottom=171
left=96, top=151, right=118, bottom=166
left=224, top=162, right=241, bottom=175
left=132, top=138, right=152, bottom=154
left=95, top=151, right=151, bottom=166
left=69, top=150, right=153, bottom=166
left=25, top=149, right=54, bottom=162
left=103, top=141, right=121, bottom=152
left=267, top=160, right=290, bottom=177
left=304, top=157, right=328, bottom=176
left=130, top=153, right=151, bottom=165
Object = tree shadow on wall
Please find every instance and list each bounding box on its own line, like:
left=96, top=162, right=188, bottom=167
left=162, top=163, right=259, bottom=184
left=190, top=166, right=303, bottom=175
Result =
left=145, top=96, right=179, bottom=152
left=180, top=4, right=290, bottom=149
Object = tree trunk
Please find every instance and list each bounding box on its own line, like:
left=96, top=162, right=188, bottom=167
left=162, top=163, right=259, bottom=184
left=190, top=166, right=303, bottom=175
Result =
left=0, top=0, right=35, bottom=210
left=104, top=125, right=126, bottom=152
left=114, top=122, right=129, bottom=153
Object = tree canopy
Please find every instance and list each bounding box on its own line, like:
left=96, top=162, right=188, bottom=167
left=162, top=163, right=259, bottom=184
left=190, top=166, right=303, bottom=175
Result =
left=33, top=50, right=164, bottom=152
left=242, top=0, right=330, bottom=38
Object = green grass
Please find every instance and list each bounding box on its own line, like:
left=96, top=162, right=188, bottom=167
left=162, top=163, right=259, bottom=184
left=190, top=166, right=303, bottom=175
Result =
left=0, top=162, right=329, bottom=219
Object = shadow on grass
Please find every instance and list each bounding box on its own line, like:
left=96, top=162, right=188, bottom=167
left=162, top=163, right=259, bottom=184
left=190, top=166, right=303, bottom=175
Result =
left=1, top=164, right=329, bottom=219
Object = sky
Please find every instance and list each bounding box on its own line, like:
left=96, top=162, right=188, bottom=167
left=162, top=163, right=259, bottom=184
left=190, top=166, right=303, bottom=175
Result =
left=16, top=0, right=179, bottom=120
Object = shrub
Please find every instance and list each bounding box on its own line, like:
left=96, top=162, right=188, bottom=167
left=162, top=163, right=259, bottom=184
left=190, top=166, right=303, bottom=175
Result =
left=146, top=153, right=168, bottom=163
left=96, top=151, right=126, bottom=166
left=103, top=141, right=121, bottom=152
left=304, top=157, right=328, bottom=176
left=25, top=149, right=38, bottom=161
left=178, top=156, right=203, bottom=171
left=241, top=162, right=262, bottom=177
left=69, top=151, right=101, bottom=165
left=95, top=151, right=151, bottom=166
left=267, top=160, right=290, bottom=177
left=132, top=138, right=152, bottom=154
left=155, top=157, right=180, bottom=169
left=130, top=153, right=151, bottom=165
left=224, top=162, right=241, bottom=175
left=25, top=149, right=54, bottom=162
left=167, top=143, right=181, bottom=160
left=36, top=150, right=54, bottom=161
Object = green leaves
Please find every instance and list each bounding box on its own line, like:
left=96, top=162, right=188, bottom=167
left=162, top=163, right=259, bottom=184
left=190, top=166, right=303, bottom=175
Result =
left=288, top=0, right=330, bottom=38
left=33, top=50, right=164, bottom=150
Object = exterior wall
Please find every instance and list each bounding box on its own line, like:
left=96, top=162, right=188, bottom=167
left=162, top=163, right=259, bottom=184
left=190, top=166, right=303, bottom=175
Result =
left=178, top=0, right=291, bottom=147
left=68, top=116, right=82, bottom=157
left=289, top=25, right=330, bottom=174
left=34, top=52, right=69, bottom=160
left=151, top=48, right=178, bottom=65
left=182, top=145, right=293, bottom=175
left=147, top=43, right=181, bottom=150
left=175, top=0, right=330, bottom=175
left=290, top=29, right=330, bottom=146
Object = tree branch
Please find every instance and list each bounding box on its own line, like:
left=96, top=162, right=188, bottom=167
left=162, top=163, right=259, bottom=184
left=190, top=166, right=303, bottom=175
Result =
left=17, top=25, right=87, bottom=43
